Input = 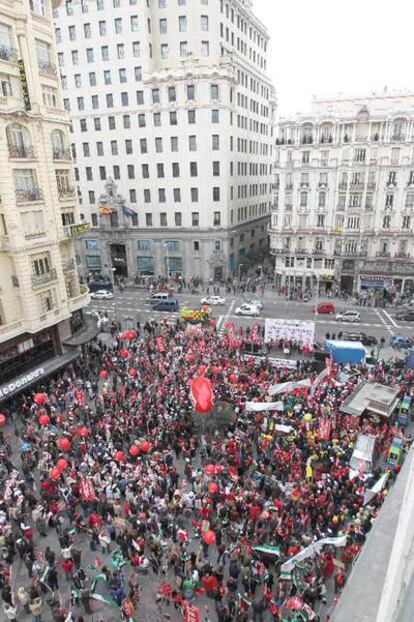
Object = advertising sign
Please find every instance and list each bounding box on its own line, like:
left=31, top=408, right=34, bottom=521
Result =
left=264, top=319, right=315, bottom=346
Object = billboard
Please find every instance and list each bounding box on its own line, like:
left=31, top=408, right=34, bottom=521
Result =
left=264, top=319, right=315, bottom=346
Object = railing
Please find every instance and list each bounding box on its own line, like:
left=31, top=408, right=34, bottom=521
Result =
left=394, top=252, right=410, bottom=259
left=58, top=187, right=76, bottom=199
left=391, top=134, right=405, bottom=141
left=15, top=188, right=43, bottom=203
left=0, top=95, right=25, bottom=112
left=8, top=144, right=35, bottom=159
left=31, top=268, right=58, bottom=288
left=295, top=248, right=309, bottom=254
left=350, top=183, right=364, bottom=190
left=62, top=258, right=76, bottom=272
left=0, top=45, right=18, bottom=62
left=53, top=148, right=71, bottom=161
left=38, top=61, right=57, bottom=78
left=375, top=252, right=391, bottom=258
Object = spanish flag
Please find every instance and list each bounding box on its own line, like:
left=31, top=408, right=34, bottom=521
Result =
left=99, top=204, right=112, bottom=216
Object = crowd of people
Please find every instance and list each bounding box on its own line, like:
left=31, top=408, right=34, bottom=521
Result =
left=0, top=319, right=412, bottom=622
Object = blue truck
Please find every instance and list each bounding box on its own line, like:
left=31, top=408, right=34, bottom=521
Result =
left=325, top=340, right=366, bottom=364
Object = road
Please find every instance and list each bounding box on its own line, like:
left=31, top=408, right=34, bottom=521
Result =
left=88, top=288, right=413, bottom=358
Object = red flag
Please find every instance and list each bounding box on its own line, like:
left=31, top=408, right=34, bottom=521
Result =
left=80, top=477, right=95, bottom=501
left=155, top=336, right=165, bottom=352
left=183, top=601, right=200, bottom=622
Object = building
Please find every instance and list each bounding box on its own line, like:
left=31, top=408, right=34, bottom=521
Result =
left=270, top=91, right=414, bottom=295
left=0, top=0, right=90, bottom=400
left=53, top=0, right=276, bottom=282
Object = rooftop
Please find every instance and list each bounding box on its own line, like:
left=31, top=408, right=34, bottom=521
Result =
left=340, top=382, right=400, bottom=418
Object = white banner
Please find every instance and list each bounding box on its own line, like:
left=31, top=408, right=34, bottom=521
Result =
left=245, top=401, right=284, bottom=412
left=269, top=379, right=312, bottom=396
left=281, top=535, right=347, bottom=573
left=275, top=424, right=294, bottom=434
left=264, top=319, right=315, bottom=346
left=243, top=354, right=298, bottom=370
left=363, top=472, right=389, bottom=505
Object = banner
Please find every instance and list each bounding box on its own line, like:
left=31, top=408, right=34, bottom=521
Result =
left=253, top=545, right=280, bottom=556
left=317, top=418, right=332, bottom=441
left=363, top=471, right=389, bottom=505
left=80, top=477, right=95, bottom=502
left=269, top=379, right=311, bottom=396
left=245, top=401, right=284, bottom=412
left=265, top=319, right=315, bottom=346
left=243, top=354, right=298, bottom=370
left=281, top=535, right=347, bottom=573
left=183, top=602, right=200, bottom=622
left=310, top=368, right=329, bottom=397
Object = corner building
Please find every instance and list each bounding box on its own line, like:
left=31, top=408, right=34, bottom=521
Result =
left=0, top=0, right=89, bottom=400
left=270, top=91, right=414, bottom=295
left=54, top=0, right=276, bottom=281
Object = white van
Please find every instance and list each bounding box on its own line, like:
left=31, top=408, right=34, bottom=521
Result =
left=147, top=292, right=171, bottom=305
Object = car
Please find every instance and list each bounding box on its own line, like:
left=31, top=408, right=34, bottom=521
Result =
left=90, top=290, right=114, bottom=300
left=342, top=331, right=377, bottom=346
left=396, top=309, right=414, bottom=321
left=248, top=298, right=264, bottom=310
left=235, top=303, right=260, bottom=317
left=152, top=299, right=179, bottom=312
left=335, top=310, right=360, bottom=323
left=314, top=301, right=335, bottom=314
left=200, top=295, right=226, bottom=306
left=389, top=335, right=413, bottom=350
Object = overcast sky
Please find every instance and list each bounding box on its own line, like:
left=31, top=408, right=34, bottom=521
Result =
left=253, top=0, right=414, bottom=117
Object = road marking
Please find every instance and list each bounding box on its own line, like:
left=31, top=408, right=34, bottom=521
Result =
left=218, top=300, right=236, bottom=335
left=382, top=310, right=398, bottom=328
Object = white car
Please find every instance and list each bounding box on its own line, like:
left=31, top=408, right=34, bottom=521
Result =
left=200, top=295, right=226, bottom=306
left=335, top=310, right=360, bottom=323
left=248, top=298, right=264, bottom=310
left=235, top=303, right=260, bottom=317
left=90, top=290, right=114, bottom=300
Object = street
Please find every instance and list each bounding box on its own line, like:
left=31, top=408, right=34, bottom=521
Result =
left=88, top=288, right=413, bottom=356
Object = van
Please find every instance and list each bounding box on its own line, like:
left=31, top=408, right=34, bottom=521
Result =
left=148, top=292, right=171, bottom=304
left=152, top=299, right=179, bottom=312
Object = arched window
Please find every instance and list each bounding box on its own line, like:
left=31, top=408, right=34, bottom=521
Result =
left=6, top=123, right=33, bottom=158
left=392, top=118, right=406, bottom=141
left=51, top=129, right=69, bottom=159
left=301, top=123, right=314, bottom=144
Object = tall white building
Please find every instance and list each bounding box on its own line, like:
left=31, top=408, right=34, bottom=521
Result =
left=270, top=91, right=414, bottom=295
left=0, top=0, right=90, bottom=401
left=54, top=0, right=276, bottom=282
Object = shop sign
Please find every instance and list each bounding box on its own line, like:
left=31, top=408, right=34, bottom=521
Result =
left=0, top=367, right=44, bottom=398
left=18, top=59, right=31, bottom=111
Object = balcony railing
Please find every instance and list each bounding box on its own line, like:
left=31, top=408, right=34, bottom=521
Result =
left=15, top=188, right=43, bottom=203
left=391, top=134, right=405, bottom=141
left=0, top=45, right=18, bottom=62
left=394, top=252, right=411, bottom=259
left=31, top=268, right=58, bottom=288
left=58, top=186, right=76, bottom=199
left=295, top=248, right=309, bottom=254
left=0, top=95, right=25, bottom=112
left=375, top=252, right=391, bottom=258
left=350, top=183, right=364, bottom=190
left=8, top=144, right=35, bottom=159
left=53, top=148, right=71, bottom=161
left=62, top=258, right=76, bottom=272
left=38, top=61, right=57, bottom=78
left=367, top=183, right=376, bottom=190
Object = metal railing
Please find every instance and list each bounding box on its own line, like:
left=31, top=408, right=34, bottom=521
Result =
left=0, top=45, right=17, bottom=62
left=58, top=186, right=75, bottom=199
left=15, top=188, right=43, bottom=203
left=8, top=144, right=35, bottom=159
left=53, top=148, right=71, bottom=160
left=38, top=61, right=57, bottom=78
left=0, top=95, right=25, bottom=111
left=31, top=268, right=58, bottom=288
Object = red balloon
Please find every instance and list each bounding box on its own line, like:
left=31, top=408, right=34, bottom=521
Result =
left=203, top=530, right=216, bottom=545
left=114, top=450, right=125, bottom=462
left=125, top=329, right=137, bottom=341
left=38, top=414, right=50, bottom=426
left=58, top=437, right=71, bottom=452
left=34, top=393, right=46, bottom=405
left=140, top=440, right=150, bottom=453
left=204, top=464, right=216, bottom=477
left=120, top=348, right=129, bottom=358
left=50, top=467, right=61, bottom=481
left=129, top=444, right=139, bottom=456
left=128, top=368, right=137, bottom=378
left=99, top=370, right=108, bottom=378
left=186, top=354, right=195, bottom=364
left=190, top=376, right=213, bottom=414
left=0, top=414, right=6, bottom=427
left=208, top=482, right=219, bottom=494
left=56, top=458, right=68, bottom=471
left=79, top=426, right=89, bottom=437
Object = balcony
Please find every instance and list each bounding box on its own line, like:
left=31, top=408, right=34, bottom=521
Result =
left=271, top=248, right=287, bottom=255
left=31, top=268, right=58, bottom=288
left=62, top=258, right=76, bottom=272
left=0, top=45, right=18, bottom=63
left=312, top=249, right=324, bottom=255
left=350, top=183, right=364, bottom=190
left=301, top=136, right=313, bottom=144
left=53, top=148, right=72, bottom=161
left=295, top=248, right=309, bottom=254
left=38, top=61, right=57, bottom=78
left=367, top=183, right=376, bottom=190
left=58, top=186, right=76, bottom=199
left=8, top=144, right=35, bottom=159
left=394, top=252, right=411, bottom=259
left=375, top=252, right=391, bottom=258
left=15, top=188, right=43, bottom=203
left=0, top=95, right=25, bottom=113
left=318, top=182, right=328, bottom=189
left=391, top=134, right=405, bottom=142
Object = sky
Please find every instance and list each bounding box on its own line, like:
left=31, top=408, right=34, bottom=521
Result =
left=253, top=0, right=414, bottom=118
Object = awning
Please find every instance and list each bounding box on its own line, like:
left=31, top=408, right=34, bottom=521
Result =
left=62, top=319, right=100, bottom=346
left=0, top=350, right=80, bottom=402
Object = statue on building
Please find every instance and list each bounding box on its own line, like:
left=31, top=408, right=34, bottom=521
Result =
left=98, top=178, right=137, bottom=229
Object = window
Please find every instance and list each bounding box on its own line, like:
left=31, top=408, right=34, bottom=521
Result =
left=101, top=46, right=109, bottom=61
left=161, top=44, right=169, bottom=58
left=138, top=239, right=151, bottom=250
left=133, top=41, right=140, bottom=57
left=160, top=18, right=167, bottom=34
left=385, top=193, right=394, bottom=209
left=80, top=118, right=87, bottom=132
left=89, top=72, right=96, bottom=86
left=382, top=215, right=391, bottom=229
left=92, top=95, right=99, bottom=109
left=142, top=164, right=149, bottom=178
left=212, top=134, right=219, bottom=150
left=187, top=84, right=195, bottom=100
left=213, top=187, right=220, bottom=201
left=213, top=161, right=220, bottom=176
left=31, top=0, right=46, bottom=16
left=179, top=16, right=186, bottom=32
left=131, top=15, right=138, bottom=31
left=302, top=151, right=310, bottom=164
left=99, top=20, right=106, bottom=35
left=104, top=70, right=111, bottom=85
left=145, top=213, right=153, bottom=226
left=201, top=15, right=209, bottom=30
left=300, top=192, right=308, bottom=208
left=123, top=115, right=130, bottom=128
left=160, top=213, right=167, bottom=226
left=318, top=192, right=326, bottom=208
left=117, top=44, right=124, bottom=59
left=134, top=66, right=142, bottom=81
left=154, top=112, right=161, bottom=127
left=194, top=241, right=199, bottom=252
left=86, top=48, right=94, bottom=63
left=212, top=109, right=219, bottom=123
left=138, top=113, right=146, bottom=127
left=84, top=23, right=91, bottom=38
left=201, top=41, right=209, bottom=56
left=88, top=191, right=95, bottom=204
left=144, top=189, right=151, bottom=203
left=106, top=93, right=113, bottom=108
left=172, top=163, right=180, bottom=177
left=316, top=214, right=325, bottom=228
left=170, top=111, right=177, bottom=125
left=155, top=137, right=163, bottom=153
left=140, top=138, right=147, bottom=153
left=108, top=116, right=116, bottom=130
left=354, top=148, right=366, bottom=163
left=152, top=88, right=160, bottom=104
left=127, top=164, right=135, bottom=179
left=402, top=216, right=411, bottom=229
left=42, top=86, right=57, bottom=107
left=168, top=86, right=176, bottom=102
left=119, top=68, right=127, bottom=83
left=190, top=162, right=198, bottom=177
left=72, top=50, right=79, bottom=65
left=125, top=139, right=132, bottom=154
left=111, top=140, right=118, bottom=155
left=180, top=41, right=188, bottom=57
left=188, top=110, right=196, bottom=124
left=115, top=18, right=122, bottom=34
left=191, top=188, right=199, bottom=202
left=175, top=212, right=182, bottom=226
left=99, top=166, right=106, bottom=180
left=171, top=137, right=178, bottom=152
left=85, top=167, right=92, bottom=180
left=213, top=211, right=221, bottom=226
left=189, top=135, right=197, bottom=151
left=159, top=189, right=166, bottom=203
left=211, top=84, right=219, bottom=100
left=192, top=212, right=199, bottom=227
left=157, top=163, right=165, bottom=178
left=83, top=143, right=90, bottom=156
left=113, top=165, right=120, bottom=179
left=173, top=188, right=181, bottom=202
left=158, top=0, right=166, bottom=6
left=121, top=92, right=129, bottom=106
left=136, top=90, right=144, bottom=105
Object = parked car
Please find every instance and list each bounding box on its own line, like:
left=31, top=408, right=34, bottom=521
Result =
left=342, top=331, right=377, bottom=346
left=248, top=298, right=264, bottom=310
left=389, top=335, right=413, bottom=350
left=335, top=310, right=360, bottom=323
left=314, top=301, right=335, bottom=314
left=235, top=303, right=260, bottom=317
left=200, top=295, right=226, bottom=306
left=90, top=290, right=114, bottom=300
left=152, top=299, right=179, bottom=312
left=396, top=309, right=414, bottom=321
